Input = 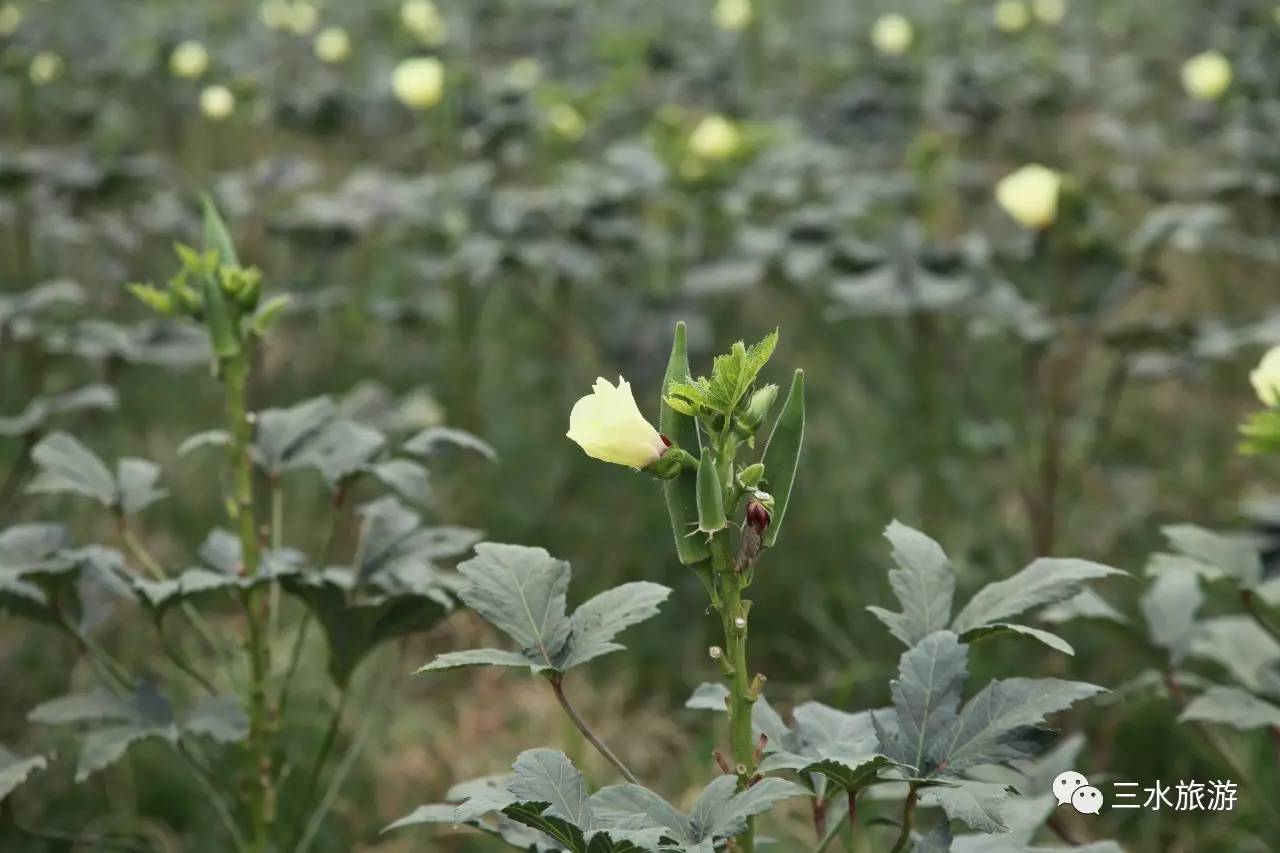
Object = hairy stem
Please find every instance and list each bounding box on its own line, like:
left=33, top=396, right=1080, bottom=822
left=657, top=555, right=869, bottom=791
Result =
left=549, top=675, right=639, bottom=783
left=889, top=784, right=919, bottom=853
left=713, top=532, right=756, bottom=853
left=223, top=354, right=273, bottom=852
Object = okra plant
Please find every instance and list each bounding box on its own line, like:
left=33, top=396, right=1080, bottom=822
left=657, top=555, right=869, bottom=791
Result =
left=0, top=200, right=491, bottom=852
left=394, top=328, right=1122, bottom=852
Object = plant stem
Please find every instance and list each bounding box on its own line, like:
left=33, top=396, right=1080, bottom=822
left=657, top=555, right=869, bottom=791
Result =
left=268, top=480, right=283, bottom=644
left=1242, top=590, right=1280, bottom=647
left=888, top=784, right=919, bottom=853
left=175, top=742, right=249, bottom=852
left=549, top=675, right=638, bottom=783
left=713, top=532, right=756, bottom=853
left=223, top=354, right=273, bottom=852
left=119, top=518, right=223, bottom=657
left=301, top=684, right=351, bottom=804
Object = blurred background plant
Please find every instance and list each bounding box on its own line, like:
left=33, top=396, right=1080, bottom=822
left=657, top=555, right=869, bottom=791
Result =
left=3, top=0, right=1280, bottom=850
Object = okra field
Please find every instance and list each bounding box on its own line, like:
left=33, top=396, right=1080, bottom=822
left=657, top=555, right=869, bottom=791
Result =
left=3, top=1, right=1280, bottom=851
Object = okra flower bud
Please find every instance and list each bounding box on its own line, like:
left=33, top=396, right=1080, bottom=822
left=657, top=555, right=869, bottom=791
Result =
left=568, top=377, right=670, bottom=470
left=734, top=384, right=778, bottom=439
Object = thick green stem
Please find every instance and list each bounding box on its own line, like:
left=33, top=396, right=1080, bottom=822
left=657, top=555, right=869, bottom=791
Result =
left=712, top=532, right=756, bottom=853
left=223, top=355, right=273, bottom=852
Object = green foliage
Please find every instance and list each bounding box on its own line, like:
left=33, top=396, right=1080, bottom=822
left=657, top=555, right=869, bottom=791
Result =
left=665, top=330, right=778, bottom=427
left=418, top=543, right=671, bottom=675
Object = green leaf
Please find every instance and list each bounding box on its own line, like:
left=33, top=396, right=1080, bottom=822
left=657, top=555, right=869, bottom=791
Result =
left=253, top=396, right=336, bottom=475
left=558, top=582, right=672, bottom=670
left=385, top=775, right=560, bottom=850
left=934, top=678, right=1105, bottom=773
left=1179, top=686, right=1280, bottom=730
left=913, top=822, right=953, bottom=853
left=880, top=631, right=967, bottom=774
left=451, top=749, right=668, bottom=851
left=867, top=522, right=955, bottom=647
left=0, top=384, right=117, bottom=437
left=0, top=747, right=50, bottom=803
left=760, top=369, right=804, bottom=548
left=705, top=330, right=779, bottom=416
left=959, top=623, right=1074, bottom=656
left=659, top=322, right=709, bottom=565
left=418, top=648, right=537, bottom=672
left=695, top=447, right=727, bottom=534
left=1037, top=589, right=1129, bottom=626
left=178, top=429, right=230, bottom=456
left=402, top=426, right=498, bottom=461
left=369, top=459, right=433, bottom=505
left=420, top=544, right=669, bottom=675
left=1157, top=524, right=1264, bottom=590
left=116, top=458, right=167, bottom=515
left=450, top=544, right=573, bottom=668
left=920, top=781, right=1011, bottom=834
left=76, top=725, right=174, bottom=782
left=26, top=432, right=117, bottom=506
left=1187, top=616, right=1280, bottom=695
left=951, top=559, right=1125, bottom=634
left=201, top=194, right=239, bottom=266
left=295, top=418, right=386, bottom=487
left=28, top=688, right=135, bottom=725
left=593, top=775, right=807, bottom=851
left=182, top=696, right=249, bottom=743
left=1140, top=567, right=1202, bottom=665
left=248, top=294, right=290, bottom=338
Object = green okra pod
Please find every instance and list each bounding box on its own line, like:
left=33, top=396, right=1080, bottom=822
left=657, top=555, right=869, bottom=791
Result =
left=697, top=445, right=728, bottom=535
left=661, top=321, right=711, bottom=563
left=760, top=368, right=804, bottom=548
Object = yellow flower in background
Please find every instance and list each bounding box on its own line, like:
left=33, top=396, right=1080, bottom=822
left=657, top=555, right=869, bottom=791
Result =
left=714, top=0, right=753, bottom=32
left=392, top=56, right=445, bottom=109
left=567, top=377, right=668, bottom=469
left=870, top=13, right=914, bottom=56
left=0, top=4, right=23, bottom=37
left=287, top=1, right=318, bottom=35
left=169, top=40, right=209, bottom=79
left=1181, top=51, right=1232, bottom=101
left=199, top=84, right=236, bottom=120
left=507, top=57, right=542, bottom=90
left=689, top=114, right=741, bottom=161
left=259, top=0, right=290, bottom=30
left=1032, top=0, right=1066, bottom=24
left=995, top=164, right=1062, bottom=230
left=994, top=0, right=1030, bottom=33
left=314, top=27, right=351, bottom=63
left=547, top=102, right=585, bottom=141
left=401, top=0, right=446, bottom=45
left=29, top=51, right=63, bottom=85
left=1251, top=347, right=1280, bottom=407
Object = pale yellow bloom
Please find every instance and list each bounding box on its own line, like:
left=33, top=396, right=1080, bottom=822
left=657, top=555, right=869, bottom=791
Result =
left=714, top=0, right=752, bottom=31
left=0, top=4, right=23, bottom=37
left=314, top=27, right=351, bottom=63
left=547, top=102, right=585, bottom=141
left=1251, top=347, right=1280, bottom=407
left=1032, top=0, right=1066, bottom=24
left=994, top=0, right=1030, bottom=33
left=870, top=13, right=914, bottom=55
left=995, top=164, right=1062, bottom=230
left=29, top=51, right=63, bottom=85
left=170, top=40, right=209, bottom=79
left=1181, top=51, right=1232, bottom=101
left=567, top=377, right=667, bottom=469
left=392, top=56, right=445, bottom=109
left=689, top=114, right=741, bottom=161
left=401, top=0, right=446, bottom=44
left=200, top=84, right=236, bottom=120
left=287, top=1, right=318, bottom=35
left=507, top=57, right=542, bottom=90
left=259, top=0, right=291, bottom=30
